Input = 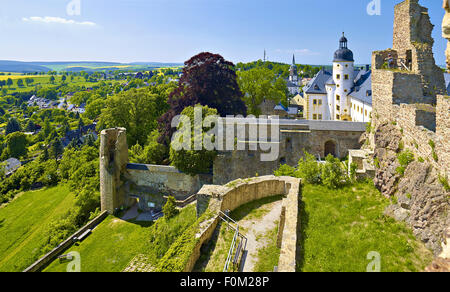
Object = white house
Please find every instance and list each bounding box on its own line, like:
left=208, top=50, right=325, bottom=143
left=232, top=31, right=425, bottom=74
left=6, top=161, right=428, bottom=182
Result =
left=303, top=33, right=372, bottom=122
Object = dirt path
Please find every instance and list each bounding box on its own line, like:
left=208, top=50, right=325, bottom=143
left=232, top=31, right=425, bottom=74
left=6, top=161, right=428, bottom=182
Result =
left=240, top=200, right=282, bottom=272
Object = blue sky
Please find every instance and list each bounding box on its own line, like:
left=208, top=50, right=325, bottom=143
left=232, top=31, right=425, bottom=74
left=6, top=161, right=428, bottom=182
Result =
left=0, top=0, right=446, bottom=65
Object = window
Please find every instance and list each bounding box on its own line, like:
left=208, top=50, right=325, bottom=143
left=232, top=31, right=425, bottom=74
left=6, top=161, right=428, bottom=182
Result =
left=336, top=114, right=340, bottom=120
left=336, top=74, right=341, bottom=80
left=344, top=109, right=347, bottom=113
left=318, top=114, right=323, bottom=120
left=336, top=105, right=340, bottom=111
left=313, top=99, right=317, bottom=105
left=344, top=74, right=349, bottom=80
left=345, top=64, right=349, bottom=68
left=365, top=110, right=368, bottom=116
left=337, top=84, right=340, bottom=88
left=344, top=89, right=348, bottom=93
left=313, top=114, right=317, bottom=120
left=336, top=95, right=340, bottom=101
left=318, top=99, right=322, bottom=105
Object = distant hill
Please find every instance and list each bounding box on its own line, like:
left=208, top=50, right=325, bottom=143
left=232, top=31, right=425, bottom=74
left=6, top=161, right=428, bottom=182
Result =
left=0, top=61, right=51, bottom=73
left=0, top=60, right=183, bottom=73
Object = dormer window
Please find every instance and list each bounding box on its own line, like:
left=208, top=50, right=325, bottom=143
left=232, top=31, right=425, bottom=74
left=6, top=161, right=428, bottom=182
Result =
left=336, top=74, right=341, bottom=80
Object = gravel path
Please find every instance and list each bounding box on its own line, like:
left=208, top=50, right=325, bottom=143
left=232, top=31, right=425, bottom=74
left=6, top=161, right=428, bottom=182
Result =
left=240, top=200, right=282, bottom=272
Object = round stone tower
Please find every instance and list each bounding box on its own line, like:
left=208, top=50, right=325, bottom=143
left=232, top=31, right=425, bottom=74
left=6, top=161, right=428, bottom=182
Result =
left=332, top=33, right=354, bottom=121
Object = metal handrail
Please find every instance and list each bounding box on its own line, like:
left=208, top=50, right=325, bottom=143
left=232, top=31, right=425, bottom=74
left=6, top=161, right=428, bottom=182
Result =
left=220, top=211, right=248, bottom=272
left=223, top=226, right=239, bottom=272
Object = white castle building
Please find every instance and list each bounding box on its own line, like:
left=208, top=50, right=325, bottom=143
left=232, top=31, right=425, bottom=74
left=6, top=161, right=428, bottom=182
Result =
left=303, top=33, right=372, bottom=122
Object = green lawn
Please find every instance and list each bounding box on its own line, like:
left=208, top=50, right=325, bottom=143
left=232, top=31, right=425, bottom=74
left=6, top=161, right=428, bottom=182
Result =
left=0, top=185, right=75, bottom=272
left=298, top=182, right=434, bottom=272
left=254, top=224, right=280, bottom=272
left=43, top=216, right=152, bottom=272
left=2, top=75, right=127, bottom=94
left=44, top=204, right=197, bottom=272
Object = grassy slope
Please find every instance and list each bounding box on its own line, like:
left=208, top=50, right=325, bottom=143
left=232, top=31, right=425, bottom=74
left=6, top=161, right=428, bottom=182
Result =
left=44, top=216, right=152, bottom=272
left=298, top=182, right=434, bottom=272
left=44, top=205, right=197, bottom=272
left=0, top=185, right=74, bottom=272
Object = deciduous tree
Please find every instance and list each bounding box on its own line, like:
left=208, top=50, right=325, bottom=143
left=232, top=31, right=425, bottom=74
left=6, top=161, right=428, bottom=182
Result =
left=158, top=52, right=246, bottom=146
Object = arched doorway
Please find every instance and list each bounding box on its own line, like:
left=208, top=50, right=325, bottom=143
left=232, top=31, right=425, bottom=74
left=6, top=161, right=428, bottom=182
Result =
left=324, top=141, right=337, bottom=157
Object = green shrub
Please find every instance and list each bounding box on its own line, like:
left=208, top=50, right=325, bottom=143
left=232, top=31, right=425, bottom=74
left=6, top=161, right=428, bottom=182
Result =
left=418, top=157, right=425, bottom=163
left=163, top=196, right=178, bottom=219
left=274, top=164, right=296, bottom=177
left=396, top=150, right=414, bottom=176
left=297, top=151, right=321, bottom=184
left=321, top=155, right=346, bottom=189
left=349, top=162, right=358, bottom=182
left=374, top=157, right=381, bottom=169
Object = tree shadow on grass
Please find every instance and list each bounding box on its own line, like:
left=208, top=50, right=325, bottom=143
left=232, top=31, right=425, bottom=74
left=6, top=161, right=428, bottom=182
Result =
left=0, top=218, right=4, bottom=229
left=230, top=195, right=284, bottom=222
left=127, top=220, right=154, bottom=228
left=296, top=195, right=309, bottom=272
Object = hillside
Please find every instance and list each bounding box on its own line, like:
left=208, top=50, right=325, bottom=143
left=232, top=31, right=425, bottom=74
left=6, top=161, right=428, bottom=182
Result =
left=0, top=60, right=183, bottom=73
left=0, top=185, right=75, bottom=272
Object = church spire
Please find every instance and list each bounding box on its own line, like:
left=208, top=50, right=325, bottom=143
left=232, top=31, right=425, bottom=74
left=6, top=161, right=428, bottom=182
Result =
left=292, top=54, right=296, bottom=65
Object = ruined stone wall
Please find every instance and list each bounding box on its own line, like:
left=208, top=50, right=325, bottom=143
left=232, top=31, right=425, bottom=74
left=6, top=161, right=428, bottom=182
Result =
left=436, top=95, right=450, bottom=174
left=392, top=0, right=446, bottom=98
left=125, top=164, right=210, bottom=200
left=369, top=0, right=449, bottom=256
left=193, top=176, right=301, bottom=272
left=213, top=125, right=364, bottom=185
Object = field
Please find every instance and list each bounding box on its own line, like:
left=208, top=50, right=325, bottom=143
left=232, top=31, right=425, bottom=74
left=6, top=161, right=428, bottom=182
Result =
left=0, top=75, right=44, bottom=81
left=298, top=182, right=434, bottom=272
left=0, top=74, right=122, bottom=94
left=0, top=185, right=75, bottom=272
left=43, top=204, right=197, bottom=272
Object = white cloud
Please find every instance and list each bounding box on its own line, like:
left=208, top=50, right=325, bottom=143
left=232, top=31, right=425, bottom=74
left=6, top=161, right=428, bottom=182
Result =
left=294, top=49, right=320, bottom=56
left=275, top=49, right=320, bottom=56
left=22, top=16, right=96, bottom=26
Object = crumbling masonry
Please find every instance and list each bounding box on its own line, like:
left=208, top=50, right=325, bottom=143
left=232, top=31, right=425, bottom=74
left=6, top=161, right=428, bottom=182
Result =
left=369, top=0, right=449, bottom=255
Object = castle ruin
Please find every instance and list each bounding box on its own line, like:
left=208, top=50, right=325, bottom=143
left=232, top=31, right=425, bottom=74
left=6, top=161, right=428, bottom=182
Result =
left=369, top=0, right=449, bottom=255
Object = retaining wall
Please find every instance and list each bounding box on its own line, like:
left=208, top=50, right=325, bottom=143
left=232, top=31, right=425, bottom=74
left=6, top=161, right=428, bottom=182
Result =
left=190, top=176, right=301, bottom=272
left=23, top=211, right=108, bottom=272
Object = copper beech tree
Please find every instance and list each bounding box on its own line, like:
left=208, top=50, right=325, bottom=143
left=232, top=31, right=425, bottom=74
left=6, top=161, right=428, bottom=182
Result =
left=158, top=52, right=247, bottom=146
